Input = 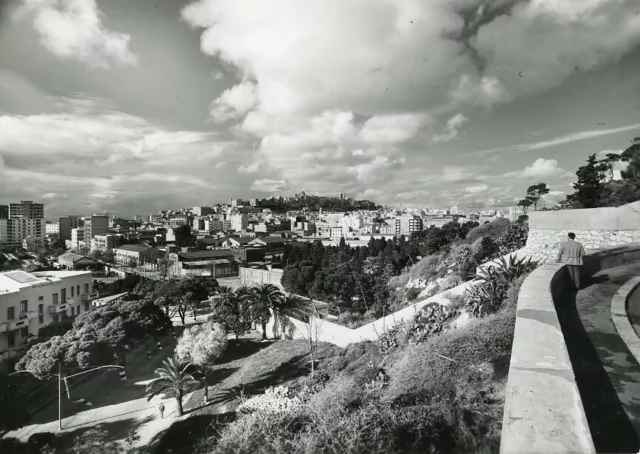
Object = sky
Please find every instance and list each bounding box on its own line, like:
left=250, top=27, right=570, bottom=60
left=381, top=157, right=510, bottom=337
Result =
left=0, top=0, right=639, bottom=218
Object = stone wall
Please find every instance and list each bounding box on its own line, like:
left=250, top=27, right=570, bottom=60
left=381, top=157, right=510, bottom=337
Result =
left=523, top=200, right=640, bottom=263
left=239, top=267, right=284, bottom=289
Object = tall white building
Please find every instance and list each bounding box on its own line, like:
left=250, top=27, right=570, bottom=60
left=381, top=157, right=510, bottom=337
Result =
left=71, top=228, right=85, bottom=252
left=0, top=201, right=46, bottom=249
left=230, top=213, right=248, bottom=232
left=0, top=270, right=95, bottom=359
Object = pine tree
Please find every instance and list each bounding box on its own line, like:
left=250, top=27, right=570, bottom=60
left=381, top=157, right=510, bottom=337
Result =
left=567, top=154, right=607, bottom=208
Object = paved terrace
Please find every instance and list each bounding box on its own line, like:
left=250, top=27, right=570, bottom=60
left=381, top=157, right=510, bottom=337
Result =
left=501, top=244, right=640, bottom=454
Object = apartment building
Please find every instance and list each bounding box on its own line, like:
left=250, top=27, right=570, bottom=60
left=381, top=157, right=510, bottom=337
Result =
left=84, top=215, right=109, bottom=240
left=168, top=216, right=188, bottom=227
left=0, top=201, right=46, bottom=250
left=113, top=244, right=152, bottom=265
left=10, top=201, right=44, bottom=219
left=0, top=270, right=96, bottom=358
left=193, top=206, right=215, bottom=216
left=59, top=215, right=82, bottom=241
left=71, top=227, right=85, bottom=251
left=230, top=213, right=248, bottom=232
left=45, top=222, right=60, bottom=235
left=91, top=234, right=120, bottom=252
left=395, top=215, right=423, bottom=236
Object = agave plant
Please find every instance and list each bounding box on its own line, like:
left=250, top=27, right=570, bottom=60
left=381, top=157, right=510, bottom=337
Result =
left=465, top=254, right=539, bottom=317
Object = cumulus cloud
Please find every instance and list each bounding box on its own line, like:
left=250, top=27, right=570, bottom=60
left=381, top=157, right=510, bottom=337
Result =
left=12, top=0, right=137, bottom=69
left=180, top=0, right=640, bottom=202
left=251, top=179, right=288, bottom=192
left=433, top=113, right=469, bottom=143
left=0, top=95, right=240, bottom=215
left=504, top=158, right=564, bottom=179
left=210, top=81, right=258, bottom=122
left=183, top=0, right=640, bottom=118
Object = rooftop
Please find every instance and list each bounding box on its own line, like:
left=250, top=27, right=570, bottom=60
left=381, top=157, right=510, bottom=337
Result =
left=178, top=250, right=235, bottom=260
left=0, top=270, right=89, bottom=293
left=115, top=244, right=152, bottom=253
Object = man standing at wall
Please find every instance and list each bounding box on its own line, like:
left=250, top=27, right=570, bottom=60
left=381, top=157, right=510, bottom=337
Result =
left=557, top=232, right=586, bottom=290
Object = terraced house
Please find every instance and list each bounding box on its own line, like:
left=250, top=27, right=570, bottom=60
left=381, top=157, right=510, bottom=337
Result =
left=0, top=270, right=98, bottom=359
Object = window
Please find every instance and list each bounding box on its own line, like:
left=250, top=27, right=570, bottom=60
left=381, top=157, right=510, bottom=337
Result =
left=84, top=283, right=89, bottom=294
left=77, top=285, right=80, bottom=295
left=53, top=315, right=59, bottom=323
left=38, top=304, right=44, bottom=323
left=20, top=300, right=28, bottom=312
left=20, top=327, right=28, bottom=337
left=7, top=332, right=15, bottom=347
left=77, top=305, right=81, bottom=314
left=61, top=288, right=66, bottom=303
left=38, top=296, right=44, bottom=301
left=84, top=302, right=90, bottom=312
left=71, top=306, right=74, bottom=316
left=7, top=306, right=15, bottom=320
left=53, top=293, right=58, bottom=305
left=71, top=286, right=74, bottom=297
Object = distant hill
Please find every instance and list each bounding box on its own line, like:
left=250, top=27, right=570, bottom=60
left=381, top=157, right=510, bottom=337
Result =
left=257, top=194, right=380, bottom=212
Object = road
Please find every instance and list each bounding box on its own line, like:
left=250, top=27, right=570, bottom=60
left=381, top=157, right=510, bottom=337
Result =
left=5, top=334, right=181, bottom=445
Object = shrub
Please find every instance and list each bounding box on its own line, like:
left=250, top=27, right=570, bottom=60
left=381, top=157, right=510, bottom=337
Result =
left=465, top=255, right=539, bottom=317
left=237, top=386, right=305, bottom=415
left=27, top=432, right=57, bottom=450
left=336, top=311, right=367, bottom=329
left=385, top=305, right=516, bottom=405
left=387, top=273, right=409, bottom=289
left=495, top=223, right=529, bottom=256
left=465, top=218, right=511, bottom=244
left=405, top=287, right=421, bottom=301
left=406, top=303, right=460, bottom=345
left=409, top=254, right=439, bottom=280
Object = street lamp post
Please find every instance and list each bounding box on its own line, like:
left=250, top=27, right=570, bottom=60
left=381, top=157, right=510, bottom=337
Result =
left=10, top=363, right=125, bottom=431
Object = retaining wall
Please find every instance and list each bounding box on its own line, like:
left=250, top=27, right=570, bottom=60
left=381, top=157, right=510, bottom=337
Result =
left=524, top=201, right=640, bottom=263
left=239, top=268, right=284, bottom=289
left=500, top=243, right=640, bottom=453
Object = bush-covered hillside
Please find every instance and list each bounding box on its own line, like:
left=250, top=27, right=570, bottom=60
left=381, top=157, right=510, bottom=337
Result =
left=394, top=220, right=529, bottom=307
left=194, top=262, right=533, bottom=454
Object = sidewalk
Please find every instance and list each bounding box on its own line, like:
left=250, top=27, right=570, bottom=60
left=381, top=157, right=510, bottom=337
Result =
left=558, top=263, right=640, bottom=453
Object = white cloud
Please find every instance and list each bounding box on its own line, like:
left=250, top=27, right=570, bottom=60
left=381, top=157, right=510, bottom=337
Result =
left=251, top=179, right=288, bottom=192
left=210, top=81, right=258, bottom=122
left=359, top=114, right=428, bottom=144
left=13, top=0, right=137, bottom=69
left=433, top=113, right=468, bottom=143
left=504, top=158, right=564, bottom=179
left=183, top=0, right=640, bottom=120
left=0, top=95, right=243, bottom=215
left=465, top=183, right=489, bottom=194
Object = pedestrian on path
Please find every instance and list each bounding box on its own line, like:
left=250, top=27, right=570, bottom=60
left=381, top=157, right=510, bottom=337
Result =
left=159, top=403, right=165, bottom=419
left=557, top=232, right=586, bottom=290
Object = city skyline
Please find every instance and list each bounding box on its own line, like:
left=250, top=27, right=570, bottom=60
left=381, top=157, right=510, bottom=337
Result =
left=1, top=0, right=640, bottom=217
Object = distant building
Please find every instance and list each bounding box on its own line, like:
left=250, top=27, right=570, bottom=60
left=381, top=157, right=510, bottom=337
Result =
left=0, top=201, right=46, bottom=250
left=230, top=213, right=248, bottom=232
left=91, top=234, right=120, bottom=252
left=46, top=222, right=60, bottom=235
left=70, top=228, right=85, bottom=252
left=83, top=215, right=109, bottom=240
left=168, top=216, right=188, bottom=227
left=169, top=250, right=237, bottom=278
left=57, top=252, right=98, bottom=270
left=395, top=215, right=423, bottom=236
left=113, top=244, right=153, bottom=265
left=59, top=215, right=82, bottom=241
left=193, top=206, right=214, bottom=216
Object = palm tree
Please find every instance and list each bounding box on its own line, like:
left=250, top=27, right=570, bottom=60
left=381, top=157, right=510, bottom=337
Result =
left=145, top=357, right=200, bottom=416
left=245, top=284, right=284, bottom=340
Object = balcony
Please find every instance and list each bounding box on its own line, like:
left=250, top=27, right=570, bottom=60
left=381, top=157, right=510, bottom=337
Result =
left=0, top=313, right=36, bottom=332
left=49, top=303, right=69, bottom=314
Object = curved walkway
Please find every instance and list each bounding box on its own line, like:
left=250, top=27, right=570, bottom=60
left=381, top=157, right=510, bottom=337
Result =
left=556, top=262, right=640, bottom=453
